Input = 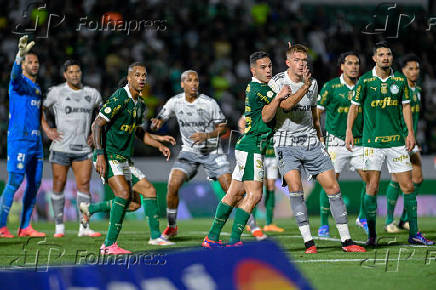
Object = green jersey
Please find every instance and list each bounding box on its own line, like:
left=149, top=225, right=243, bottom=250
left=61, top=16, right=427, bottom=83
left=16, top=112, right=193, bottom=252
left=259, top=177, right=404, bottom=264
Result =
left=265, top=143, right=275, bottom=157
left=99, top=86, right=145, bottom=160
left=352, top=68, right=411, bottom=148
left=236, top=78, right=275, bottom=154
left=318, top=75, right=364, bottom=145
left=404, top=85, right=421, bottom=137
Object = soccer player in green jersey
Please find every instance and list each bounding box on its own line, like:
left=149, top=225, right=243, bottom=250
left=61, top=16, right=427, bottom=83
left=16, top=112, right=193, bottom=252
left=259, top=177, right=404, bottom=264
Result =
left=89, top=62, right=172, bottom=254
left=385, top=54, right=424, bottom=233
left=202, top=51, right=289, bottom=247
left=238, top=116, right=283, bottom=236
left=346, top=42, right=433, bottom=246
left=317, top=52, right=369, bottom=237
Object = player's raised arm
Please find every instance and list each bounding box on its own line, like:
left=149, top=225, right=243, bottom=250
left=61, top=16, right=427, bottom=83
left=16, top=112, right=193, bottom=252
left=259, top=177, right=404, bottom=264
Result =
left=261, top=85, right=289, bottom=123
left=140, top=131, right=171, bottom=161
left=279, top=66, right=312, bottom=111
left=11, top=36, right=37, bottom=91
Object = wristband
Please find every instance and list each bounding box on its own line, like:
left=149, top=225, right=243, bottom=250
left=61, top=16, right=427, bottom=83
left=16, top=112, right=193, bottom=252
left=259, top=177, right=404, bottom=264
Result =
left=95, top=149, right=104, bottom=156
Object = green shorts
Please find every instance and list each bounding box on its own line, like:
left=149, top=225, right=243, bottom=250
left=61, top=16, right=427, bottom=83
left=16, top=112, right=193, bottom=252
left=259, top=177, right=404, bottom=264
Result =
left=231, top=150, right=264, bottom=182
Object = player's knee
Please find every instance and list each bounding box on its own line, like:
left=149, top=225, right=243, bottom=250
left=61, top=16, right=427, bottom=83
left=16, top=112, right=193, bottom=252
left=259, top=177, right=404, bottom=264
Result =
left=114, top=188, right=130, bottom=200
left=324, top=183, right=340, bottom=195
left=400, top=183, right=414, bottom=194
left=412, top=176, right=423, bottom=186
left=167, top=181, right=181, bottom=196
left=248, top=192, right=262, bottom=206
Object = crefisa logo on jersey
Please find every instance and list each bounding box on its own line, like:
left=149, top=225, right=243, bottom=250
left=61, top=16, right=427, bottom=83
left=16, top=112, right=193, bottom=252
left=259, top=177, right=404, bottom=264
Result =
left=390, top=84, right=399, bottom=94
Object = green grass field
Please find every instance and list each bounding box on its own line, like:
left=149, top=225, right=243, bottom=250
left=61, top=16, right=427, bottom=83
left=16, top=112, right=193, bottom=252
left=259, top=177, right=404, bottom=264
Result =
left=1, top=216, right=435, bottom=290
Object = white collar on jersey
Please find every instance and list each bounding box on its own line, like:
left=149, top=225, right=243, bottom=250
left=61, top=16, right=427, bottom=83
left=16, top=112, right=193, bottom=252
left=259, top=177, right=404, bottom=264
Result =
left=123, top=84, right=137, bottom=103
left=64, top=82, right=83, bottom=91
left=340, top=74, right=356, bottom=90
left=251, top=77, right=262, bottom=83
left=371, top=66, right=394, bottom=82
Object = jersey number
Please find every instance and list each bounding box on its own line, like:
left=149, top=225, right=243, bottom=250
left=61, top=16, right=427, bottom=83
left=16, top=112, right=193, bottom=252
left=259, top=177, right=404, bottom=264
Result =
left=17, top=153, right=26, bottom=162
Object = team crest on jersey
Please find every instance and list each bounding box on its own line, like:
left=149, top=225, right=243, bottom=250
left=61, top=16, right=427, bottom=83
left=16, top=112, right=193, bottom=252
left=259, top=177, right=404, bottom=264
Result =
left=104, top=107, right=111, bottom=114
left=197, top=108, right=205, bottom=116
left=347, top=91, right=354, bottom=100
left=85, top=95, right=91, bottom=103
left=17, top=163, right=24, bottom=169
left=267, top=91, right=274, bottom=98
left=381, top=83, right=388, bottom=94
left=390, top=84, right=399, bottom=94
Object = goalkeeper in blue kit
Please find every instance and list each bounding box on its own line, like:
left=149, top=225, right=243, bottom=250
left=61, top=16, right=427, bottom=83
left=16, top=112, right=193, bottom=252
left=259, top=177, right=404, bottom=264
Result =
left=0, top=36, right=45, bottom=238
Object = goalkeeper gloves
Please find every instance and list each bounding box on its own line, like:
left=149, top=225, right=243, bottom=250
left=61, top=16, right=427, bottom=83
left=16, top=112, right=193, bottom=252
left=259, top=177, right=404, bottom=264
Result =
left=16, top=35, right=35, bottom=63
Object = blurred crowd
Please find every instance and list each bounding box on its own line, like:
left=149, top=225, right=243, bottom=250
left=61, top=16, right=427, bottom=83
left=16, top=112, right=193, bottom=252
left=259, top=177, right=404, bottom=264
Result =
left=1, top=0, right=436, bottom=157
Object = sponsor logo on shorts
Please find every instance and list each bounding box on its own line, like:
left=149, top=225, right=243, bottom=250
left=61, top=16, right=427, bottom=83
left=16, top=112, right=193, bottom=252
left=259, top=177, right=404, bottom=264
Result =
left=392, top=154, right=408, bottom=162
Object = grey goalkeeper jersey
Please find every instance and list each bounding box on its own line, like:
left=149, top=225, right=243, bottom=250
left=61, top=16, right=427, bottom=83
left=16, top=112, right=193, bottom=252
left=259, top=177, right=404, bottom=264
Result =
left=157, top=93, right=226, bottom=154
left=268, top=70, right=318, bottom=147
left=44, top=83, right=102, bottom=154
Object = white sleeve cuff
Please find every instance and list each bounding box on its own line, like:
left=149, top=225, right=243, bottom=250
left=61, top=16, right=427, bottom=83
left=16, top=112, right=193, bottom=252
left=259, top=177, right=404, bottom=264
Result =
left=351, top=101, right=360, bottom=106
left=317, top=105, right=325, bottom=111
left=402, top=100, right=411, bottom=104
left=99, top=112, right=110, bottom=122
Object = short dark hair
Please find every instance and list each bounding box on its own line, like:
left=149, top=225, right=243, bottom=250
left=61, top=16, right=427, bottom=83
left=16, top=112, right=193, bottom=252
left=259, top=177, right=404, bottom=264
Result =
left=128, top=62, right=146, bottom=72
left=63, top=59, right=81, bottom=71
left=249, top=51, right=270, bottom=66
left=338, top=51, right=360, bottom=67
left=399, top=53, right=420, bottom=69
left=373, top=41, right=391, bottom=55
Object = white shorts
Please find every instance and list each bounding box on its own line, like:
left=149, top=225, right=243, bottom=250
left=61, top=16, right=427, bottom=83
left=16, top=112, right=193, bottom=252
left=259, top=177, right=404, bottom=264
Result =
left=93, top=158, right=131, bottom=184
left=363, top=146, right=412, bottom=173
left=326, top=134, right=364, bottom=173
left=264, top=156, right=278, bottom=179
left=232, top=150, right=264, bottom=182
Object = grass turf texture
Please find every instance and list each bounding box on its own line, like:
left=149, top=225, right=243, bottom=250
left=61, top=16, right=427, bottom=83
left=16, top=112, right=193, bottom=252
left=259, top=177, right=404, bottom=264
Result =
left=0, top=216, right=434, bottom=290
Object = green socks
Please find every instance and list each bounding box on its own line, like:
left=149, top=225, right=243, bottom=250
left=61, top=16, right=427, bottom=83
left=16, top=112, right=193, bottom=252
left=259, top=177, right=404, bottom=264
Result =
left=386, top=181, right=400, bottom=225
left=364, top=194, right=377, bottom=238
left=401, top=183, right=421, bottom=222
left=230, top=208, right=250, bottom=244
left=404, top=192, right=418, bottom=236
left=358, top=182, right=366, bottom=220
left=208, top=201, right=233, bottom=242
left=265, top=190, right=275, bottom=225
left=89, top=200, right=112, bottom=214
left=104, top=196, right=129, bottom=247
left=143, top=197, right=161, bottom=239
left=319, top=189, right=330, bottom=226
